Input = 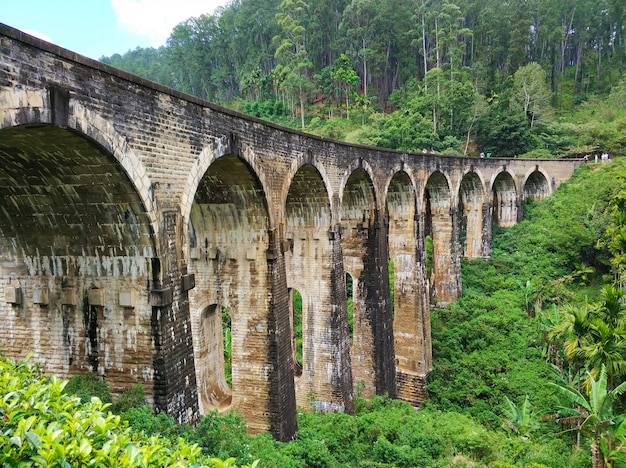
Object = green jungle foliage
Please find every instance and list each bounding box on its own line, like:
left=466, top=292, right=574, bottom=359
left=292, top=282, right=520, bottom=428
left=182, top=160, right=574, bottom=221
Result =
left=5, top=158, right=626, bottom=467
left=101, top=0, right=626, bottom=157
left=0, top=358, right=217, bottom=467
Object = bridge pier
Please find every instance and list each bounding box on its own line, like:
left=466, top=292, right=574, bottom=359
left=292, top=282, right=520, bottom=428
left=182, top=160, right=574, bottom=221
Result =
left=151, top=211, right=199, bottom=424
left=342, top=170, right=396, bottom=400
left=387, top=171, right=432, bottom=405
left=425, top=173, right=462, bottom=304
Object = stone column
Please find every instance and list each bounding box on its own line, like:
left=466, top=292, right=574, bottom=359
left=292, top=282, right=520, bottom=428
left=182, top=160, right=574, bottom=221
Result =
left=266, top=228, right=298, bottom=441
left=392, top=210, right=431, bottom=406
left=151, top=210, right=199, bottom=425
left=328, top=224, right=355, bottom=414
left=361, top=214, right=396, bottom=397
left=430, top=207, right=461, bottom=304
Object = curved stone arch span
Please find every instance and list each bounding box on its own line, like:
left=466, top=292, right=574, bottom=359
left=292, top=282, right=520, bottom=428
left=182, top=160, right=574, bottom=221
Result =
left=0, top=95, right=157, bottom=235
left=455, top=169, right=487, bottom=202
left=422, top=170, right=453, bottom=210
left=0, top=102, right=159, bottom=264
left=284, top=162, right=332, bottom=238
left=382, top=164, right=421, bottom=212
left=385, top=169, right=419, bottom=217
left=181, top=138, right=274, bottom=230
left=490, top=170, right=519, bottom=227
left=338, top=159, right=378, bottom=212
left=522, top=166, right=552, bottom=200
left=70, top=102, right=157, bottom=229
left=281, top=155, right=335, bottom=222
left=188, top=154, right=271, bottom=262
left=340, top=166, right=378, bottom=222
left=488, top=168, right=519, bottom=197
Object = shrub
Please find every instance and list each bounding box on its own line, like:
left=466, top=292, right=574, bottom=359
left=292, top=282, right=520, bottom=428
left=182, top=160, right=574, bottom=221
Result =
left=0, top=357, right=209, bottom=467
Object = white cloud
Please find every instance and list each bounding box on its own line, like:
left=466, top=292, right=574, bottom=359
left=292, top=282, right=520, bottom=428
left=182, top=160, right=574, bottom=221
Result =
left=111, top=0, right=227, bottom=47
left=24, top=30, right=52, bottom=44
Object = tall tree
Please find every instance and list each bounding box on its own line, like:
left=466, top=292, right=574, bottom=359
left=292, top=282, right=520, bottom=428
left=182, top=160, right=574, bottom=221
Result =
left=341, top=0, right=378, bottom=97
left=274, top=0, right=315, bottom=129
left=511, top=62, right=552, bottom=128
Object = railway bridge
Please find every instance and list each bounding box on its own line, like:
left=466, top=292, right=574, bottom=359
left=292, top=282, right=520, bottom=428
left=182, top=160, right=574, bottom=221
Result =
left=0, top=24, right=581, bottom=440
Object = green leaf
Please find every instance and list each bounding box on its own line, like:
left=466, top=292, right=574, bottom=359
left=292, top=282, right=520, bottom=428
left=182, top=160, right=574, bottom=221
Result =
left=24, top=430, right=41, bottom=449
left=10, top=435, right=22, bottom=447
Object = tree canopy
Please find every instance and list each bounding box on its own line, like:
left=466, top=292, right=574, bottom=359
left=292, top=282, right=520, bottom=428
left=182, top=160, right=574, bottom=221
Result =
left=101, top=0, right=626, bottom=156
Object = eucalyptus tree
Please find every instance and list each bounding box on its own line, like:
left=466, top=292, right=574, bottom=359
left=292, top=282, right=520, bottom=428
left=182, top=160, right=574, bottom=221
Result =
left=219, top=0, right=283, bottom=99
left=330, top=54, right=360, bottom=118
left=304, top=0, right=350, bottom=71
left=166, top=12, right=251, bottom=103
left=274, top=0, right=315, bottom=129
left=341, top=0, right=378, bottom=97
left=511, top=62, right=552, bottom=128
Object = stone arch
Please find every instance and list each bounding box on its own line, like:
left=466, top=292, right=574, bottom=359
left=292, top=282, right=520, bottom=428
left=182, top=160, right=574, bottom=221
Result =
left=281, top=157, right=335, bottom=221
left=187, top=154, right=272, bottom=432
left=523, top=168, right=551, bottom=201
left=181, top=136, right=274, bottom=237
left=491, top=170, right=518, bottom=227
left=196, top=304, right=232, bottom=411
left=0, top=120, right=158, bottom=398
left=386, top=170, right=431, bottom=405
left=340, top=167, right=388, bottom=398
left=285, top=163, right=332, bottom=237
left=458, top=171, right=487, bottom=258
left=338, top=159, right=378, bottom=209
left=284, top=163, right=353, bottom=413
left=0, top=95, right=157, bottom=235
left=423, top=171, right=460, bottom=304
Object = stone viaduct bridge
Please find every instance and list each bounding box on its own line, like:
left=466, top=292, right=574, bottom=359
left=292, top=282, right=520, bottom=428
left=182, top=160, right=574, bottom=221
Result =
left=0, top=24, right=581, bottom=440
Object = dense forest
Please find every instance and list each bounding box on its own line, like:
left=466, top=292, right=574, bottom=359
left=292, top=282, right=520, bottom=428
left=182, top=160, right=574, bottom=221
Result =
left=101, top=0, right=626, bottom=157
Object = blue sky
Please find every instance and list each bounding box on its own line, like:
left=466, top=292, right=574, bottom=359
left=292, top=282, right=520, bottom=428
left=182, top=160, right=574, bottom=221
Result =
left=2, top=0, right=229, bottom=60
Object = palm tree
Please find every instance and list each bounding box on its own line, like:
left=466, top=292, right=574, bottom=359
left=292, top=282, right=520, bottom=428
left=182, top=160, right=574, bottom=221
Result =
left=550, top=365, right=626, bottom=468
left=549, top=302, right=594, bottom=378
left=583, top=319, right=626, bottom=389
left=598, top=284, right=626, bottom=331
left=550, top=285, right=626, bottom=391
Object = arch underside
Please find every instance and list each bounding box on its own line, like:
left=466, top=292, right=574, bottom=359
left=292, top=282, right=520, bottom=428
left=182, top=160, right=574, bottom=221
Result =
left=0, top=124, right=157, bottom=394
left=524, top=171, right=550, bottom=200
left=492, top=172, right=518, bottom=227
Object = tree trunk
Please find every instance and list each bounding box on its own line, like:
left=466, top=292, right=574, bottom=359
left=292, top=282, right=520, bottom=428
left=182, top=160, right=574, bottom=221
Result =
left=591, top=432, right=605, bottom=468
